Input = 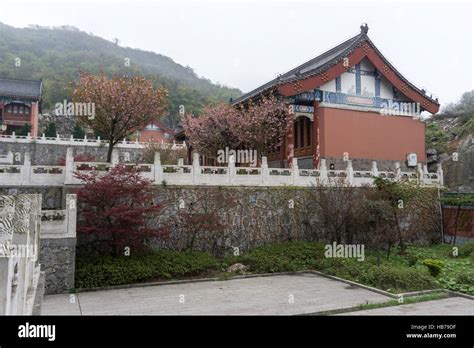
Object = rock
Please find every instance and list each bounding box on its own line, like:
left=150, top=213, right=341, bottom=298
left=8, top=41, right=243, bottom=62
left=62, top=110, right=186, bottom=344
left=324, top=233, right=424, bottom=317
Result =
left=227, top=263, right=248, bottom=274
left=443, top=135, right=474, bottom=192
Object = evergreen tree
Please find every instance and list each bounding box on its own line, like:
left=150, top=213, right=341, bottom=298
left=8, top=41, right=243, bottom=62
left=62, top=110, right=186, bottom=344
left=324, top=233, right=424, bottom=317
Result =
left=16, top=123, right=32, bottom=136
left=44, top=122, right=57, bottom=138
left=72, top=123, right=85, bottom=139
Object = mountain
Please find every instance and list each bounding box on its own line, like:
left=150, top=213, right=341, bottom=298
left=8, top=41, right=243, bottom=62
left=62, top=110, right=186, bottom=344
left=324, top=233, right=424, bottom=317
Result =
left=0, top=22, right=242, bottom=128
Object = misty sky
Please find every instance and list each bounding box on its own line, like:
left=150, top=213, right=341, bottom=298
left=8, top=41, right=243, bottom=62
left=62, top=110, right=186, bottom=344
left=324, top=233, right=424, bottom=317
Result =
left=1, top=0, right=473, bottom=107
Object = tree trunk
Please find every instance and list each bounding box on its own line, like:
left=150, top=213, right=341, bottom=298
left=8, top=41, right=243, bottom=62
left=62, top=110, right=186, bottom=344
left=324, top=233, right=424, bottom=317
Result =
left=393, top=212, right=406, bottom=254
left=107, top=138, right=115, bottom=163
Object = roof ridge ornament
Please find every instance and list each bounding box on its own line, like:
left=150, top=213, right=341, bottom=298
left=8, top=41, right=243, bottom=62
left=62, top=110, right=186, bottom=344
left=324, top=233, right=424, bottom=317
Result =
left=360, top=23, right=369, bottom=34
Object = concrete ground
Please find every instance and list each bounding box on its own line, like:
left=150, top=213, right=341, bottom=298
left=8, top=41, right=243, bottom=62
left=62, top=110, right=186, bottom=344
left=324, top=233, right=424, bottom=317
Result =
left=41, top=273, right=390, bottom=315
left=41, top=273, right=473, bottom=315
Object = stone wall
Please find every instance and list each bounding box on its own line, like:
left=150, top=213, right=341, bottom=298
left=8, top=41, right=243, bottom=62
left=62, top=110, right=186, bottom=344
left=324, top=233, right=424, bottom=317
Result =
left=442, top=135, right=474, bottom=192
left=39, top=237, right=76, bottom=294
left=76, top=185, right=441, bottom=255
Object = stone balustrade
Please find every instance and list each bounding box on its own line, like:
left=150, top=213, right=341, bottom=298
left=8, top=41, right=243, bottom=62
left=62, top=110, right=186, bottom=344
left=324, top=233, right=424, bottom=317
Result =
left=0, top=147, right=443, bottom=187
left=0, top=132, right=186, bottom=150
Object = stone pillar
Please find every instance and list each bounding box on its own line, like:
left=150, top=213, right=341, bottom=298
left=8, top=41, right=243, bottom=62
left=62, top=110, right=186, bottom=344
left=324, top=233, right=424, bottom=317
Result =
left=312, top=101, right=320, bottom=169
left=65, top=147, right=75, bottom=185
left=154, top=152, right=162, bottom=183
left=346, top=160, right=354, bottom=186
left=437, top=163, right=444, bottom=187
left=261, top=156, right=269, bottom=185
left=22, top=152, right=31, bottom=186
left=417, top=163, right=424, bottom=184
left=66, top=194, right=77, bottom=237
left=319, top=158, right=328, bottom=184
left=395, top=162, right=401, bottom=181
left=192, top=152, right=201, bottom=184
left=371, top=161, right=379, bottom=177
left=228, top=154, right=236, bottom=184
left=292, top=157, right=299, bottom=185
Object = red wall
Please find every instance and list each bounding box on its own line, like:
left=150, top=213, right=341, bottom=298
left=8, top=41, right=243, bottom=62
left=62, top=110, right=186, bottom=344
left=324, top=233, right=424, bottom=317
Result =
left=443, top=207, right=474, bottom=238
left=318, top=107, right=426, bottom=162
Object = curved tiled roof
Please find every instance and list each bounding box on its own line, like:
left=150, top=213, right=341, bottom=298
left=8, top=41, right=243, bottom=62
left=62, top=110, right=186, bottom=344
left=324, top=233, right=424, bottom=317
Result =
left=232, top=25, right=439, bottom=107
left=0, top=77, right=42, bottom=99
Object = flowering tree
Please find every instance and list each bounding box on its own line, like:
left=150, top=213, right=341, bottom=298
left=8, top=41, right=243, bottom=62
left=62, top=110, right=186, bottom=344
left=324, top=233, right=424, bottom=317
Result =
left=182, top=104, right=240, bottom=158
left=72, top=74, right=168, bottom=162
left=183, top=94, right=291, bottom=160
left=74, top=164, right=165, bottom=255
left=234, top=94, right=292, bottom=157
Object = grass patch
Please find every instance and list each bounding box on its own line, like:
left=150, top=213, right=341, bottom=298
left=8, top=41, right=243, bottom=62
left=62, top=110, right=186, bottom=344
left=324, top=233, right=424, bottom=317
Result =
left=75, top=242, right=474, bottom=295
left=316, top=291, right=449, bottom=315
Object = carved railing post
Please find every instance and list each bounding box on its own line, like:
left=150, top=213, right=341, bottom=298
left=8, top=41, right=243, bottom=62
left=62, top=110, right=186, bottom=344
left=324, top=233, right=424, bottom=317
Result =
left=395, top=162, right=401, bottom=181
left=154, top=152, right=162, bottom=184
left=261, top=156, right=269, bottom=185
left=319, top=158, right=328, bottom=184
left=228, top=154, right=236, bottom=184
left=437, top=163, right=444, bottom=187
left=371, top=161, right=379, bottom=177
left=21, top=152, right=31, bottom=185
left=292, top=157, right=299, bottom=185
left=346, top=160, right=354, bottom=186
left=192, top=152, right=201, bottom=185
left=65, top=147, right=75, bottom=185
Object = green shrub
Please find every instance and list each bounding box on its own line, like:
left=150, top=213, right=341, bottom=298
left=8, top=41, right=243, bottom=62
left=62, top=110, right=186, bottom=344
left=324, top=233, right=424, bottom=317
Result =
left=458, top=242, right=474, bottom=257
left=235, top=242, right=325, bottom=273
left=407, top=254, right=419, bottom=267
left=422, top=259, right=445, bottom=277
left=455, top=272, right=474, bottom=285
left=75, top=250, right=220, bottom=288
left=360, top=265, right=437, bottom=292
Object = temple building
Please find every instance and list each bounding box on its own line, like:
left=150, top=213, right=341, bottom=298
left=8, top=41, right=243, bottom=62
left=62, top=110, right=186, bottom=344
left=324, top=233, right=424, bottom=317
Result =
left=0, top=78, right=43, bottom=137
left=135, top=119, right=176, bottom=144
left=232, top=24, right=440, bottom=170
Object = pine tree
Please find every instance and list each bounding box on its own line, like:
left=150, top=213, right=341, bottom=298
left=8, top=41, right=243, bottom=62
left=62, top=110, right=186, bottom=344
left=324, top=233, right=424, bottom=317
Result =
left=44, top=122, right=57, bottom=138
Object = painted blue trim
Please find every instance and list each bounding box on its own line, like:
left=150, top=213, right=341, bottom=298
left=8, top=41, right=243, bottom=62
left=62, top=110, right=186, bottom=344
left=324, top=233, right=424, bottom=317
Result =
left=355, top=63, right=361, bottom=95
left=335, top=77, right=341, bottom=92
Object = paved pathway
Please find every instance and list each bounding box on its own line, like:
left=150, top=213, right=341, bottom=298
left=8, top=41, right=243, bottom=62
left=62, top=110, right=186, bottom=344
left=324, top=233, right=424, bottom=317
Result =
left=41, top=273, right=473, bottom=315
left=41, top=273, right=390, bottom=315
left=341, top=297, right=474, bottom=315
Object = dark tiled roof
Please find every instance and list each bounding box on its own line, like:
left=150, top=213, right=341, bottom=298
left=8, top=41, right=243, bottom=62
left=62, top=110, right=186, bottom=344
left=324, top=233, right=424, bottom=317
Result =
left=232, top=26, right=438, bottom=106
left=0, top=78, right=42, bottom=99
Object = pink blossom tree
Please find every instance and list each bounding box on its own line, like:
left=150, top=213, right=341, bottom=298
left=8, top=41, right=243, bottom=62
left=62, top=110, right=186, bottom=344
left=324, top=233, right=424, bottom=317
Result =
left=182, top=103, right=240, bottom=158
left=183, top=94, right=291, bottom=160
left=234, top=94, right=292, bottom=158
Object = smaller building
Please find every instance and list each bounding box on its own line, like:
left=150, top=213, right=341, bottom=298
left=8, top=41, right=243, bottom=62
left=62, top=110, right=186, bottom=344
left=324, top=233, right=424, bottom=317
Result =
left=0, top=78, right=43, bottom=137
left=135, top=119, right=176, bottom=143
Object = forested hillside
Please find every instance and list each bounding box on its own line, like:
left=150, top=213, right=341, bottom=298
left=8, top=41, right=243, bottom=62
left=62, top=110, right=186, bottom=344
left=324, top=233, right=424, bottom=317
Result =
left=426, top=91, right=474, bottom=191
left=0, top=22, right=242, bottom=128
